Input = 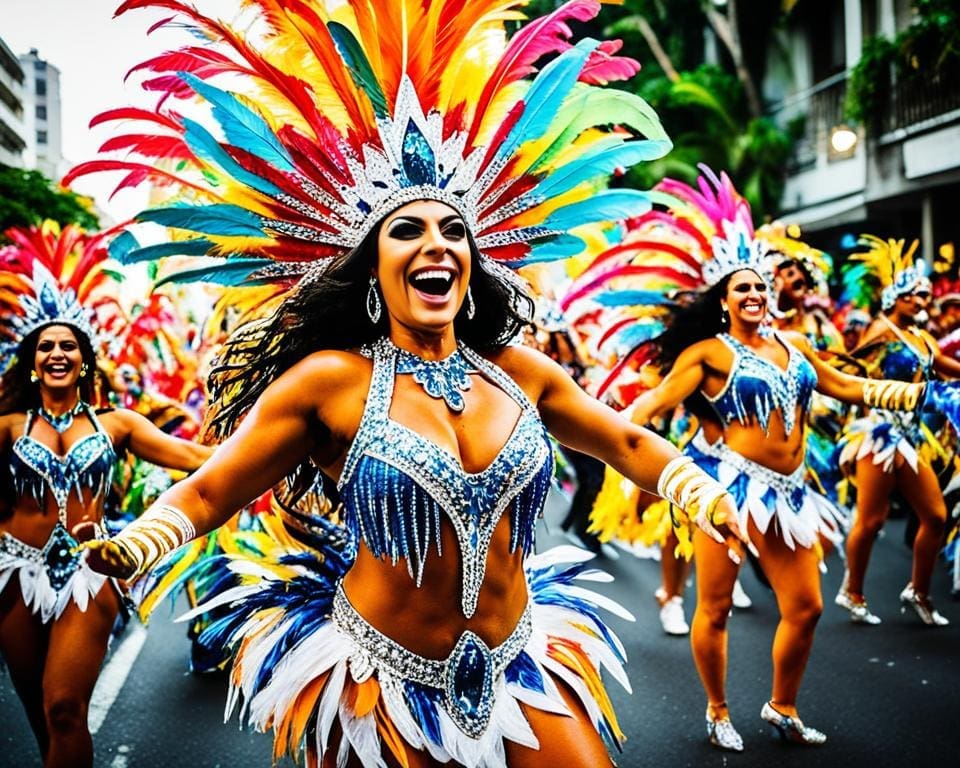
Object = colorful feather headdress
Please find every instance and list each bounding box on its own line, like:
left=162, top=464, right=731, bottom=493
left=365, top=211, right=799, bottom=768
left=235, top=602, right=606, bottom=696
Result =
left=557, top=165, right=769, bottom=399
left=756, top=220, right=832, bottom=297
left=0, top=221, right=124, bottom=373
left=65, top=0, right=671, bottom=292
left=845, top=234, right=924, bottom=311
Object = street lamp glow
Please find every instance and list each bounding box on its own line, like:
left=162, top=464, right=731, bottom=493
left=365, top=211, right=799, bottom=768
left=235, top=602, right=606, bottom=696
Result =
left=830, top=125, right=858, bottom=154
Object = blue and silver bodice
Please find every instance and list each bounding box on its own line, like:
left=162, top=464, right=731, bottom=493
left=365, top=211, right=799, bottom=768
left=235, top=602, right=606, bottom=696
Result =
left=338, top=338, right=554, bottom=618
left=707, top=330, right=817, bottom=435
left=10, top=406, right=116, bottom=523
left=870, top=339, right=934, bottom=383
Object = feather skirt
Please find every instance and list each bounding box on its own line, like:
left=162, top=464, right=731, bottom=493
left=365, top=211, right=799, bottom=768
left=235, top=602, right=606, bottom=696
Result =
left=177, top=539, right=634, bottom=768
left=686, top=433, right=847, bottom=551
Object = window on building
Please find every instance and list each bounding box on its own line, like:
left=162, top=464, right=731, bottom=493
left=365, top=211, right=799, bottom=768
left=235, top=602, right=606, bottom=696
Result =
left=37, top=130, right=47, bottom=144
left=36, top=78, right=46, bottom=97
left=34, top=59, right=47, bottom=72
left=36, top=105, right=47, bottom=120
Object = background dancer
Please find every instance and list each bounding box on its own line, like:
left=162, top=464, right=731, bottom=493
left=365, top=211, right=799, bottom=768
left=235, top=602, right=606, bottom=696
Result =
left=837, top=236, right=960, bottom=626
left=0, top=223, right=211, bottom=768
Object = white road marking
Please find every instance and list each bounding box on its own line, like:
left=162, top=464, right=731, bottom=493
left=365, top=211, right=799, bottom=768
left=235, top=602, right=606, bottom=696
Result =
left=88, top=624, right=148, bottom=734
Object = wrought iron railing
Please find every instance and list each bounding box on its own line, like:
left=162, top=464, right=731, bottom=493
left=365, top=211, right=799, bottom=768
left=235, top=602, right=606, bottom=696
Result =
left=882, top=68, right=960, bottom=135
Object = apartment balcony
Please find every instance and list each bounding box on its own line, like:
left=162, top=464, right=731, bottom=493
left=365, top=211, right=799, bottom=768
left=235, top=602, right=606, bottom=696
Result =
left=880, top=66, right=960, bottom=139
left=768, top=74, right=867, bottom=226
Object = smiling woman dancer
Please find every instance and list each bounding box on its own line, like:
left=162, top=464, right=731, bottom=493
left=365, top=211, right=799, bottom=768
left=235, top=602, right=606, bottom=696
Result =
left=0, top=223, right=212, bottom=768
left=599, top=168, right=939, bottom=752
left=67, top=2, right=755, bottom=766
left=836, top=235, right=960, bottom=626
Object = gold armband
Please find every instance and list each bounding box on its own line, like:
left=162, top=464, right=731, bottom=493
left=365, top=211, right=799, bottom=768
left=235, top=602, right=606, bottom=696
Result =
left=862, top=380, right=925, bottom=411
left=657, top=456, right=730, bottom=527
left=113, top=504, right=197, bottom=578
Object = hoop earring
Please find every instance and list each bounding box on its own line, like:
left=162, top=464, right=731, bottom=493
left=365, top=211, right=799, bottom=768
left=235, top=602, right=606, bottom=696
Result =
left=466, top=286, right=476, bottom=320
left=720, top=305, right=729, bottom=325
left=30, top=370, right=40, bottom=383
left=366, top=276, right=382, bottom=324
left=80, top=364, right=89, bottom=378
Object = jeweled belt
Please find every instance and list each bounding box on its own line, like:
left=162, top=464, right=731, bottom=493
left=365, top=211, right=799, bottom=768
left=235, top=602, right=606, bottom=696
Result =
left=692, top=432, right=807, bottom=512
left=0, top=522, right=83, bottom=591
left=332, top=584, right=532, bottom=739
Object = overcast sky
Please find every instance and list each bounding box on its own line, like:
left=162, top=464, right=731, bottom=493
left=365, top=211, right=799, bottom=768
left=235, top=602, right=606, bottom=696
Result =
left=2, top=0, right=236, bottom=222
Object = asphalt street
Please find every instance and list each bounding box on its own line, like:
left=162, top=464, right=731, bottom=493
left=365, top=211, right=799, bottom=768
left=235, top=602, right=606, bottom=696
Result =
left=2, top=493, right=957, bottom=768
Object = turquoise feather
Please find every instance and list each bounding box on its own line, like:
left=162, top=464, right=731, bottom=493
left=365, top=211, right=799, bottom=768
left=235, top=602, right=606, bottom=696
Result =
left=180, top=117, right=282, bottom=198
left=154, top=258, right=277, bottom=287
left=139, top=204, right=266, bottom=238
left=179, top=72, right=296, bottom=174
left=120, top=237, right=216, bottom=265
left=524, top=139, right=672, bottom=202
left=490, top=39, right=599, bottom=168
left=543, top=190, right=652, bottom=231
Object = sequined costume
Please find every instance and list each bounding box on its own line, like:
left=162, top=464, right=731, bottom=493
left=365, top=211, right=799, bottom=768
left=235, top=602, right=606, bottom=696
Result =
left=1, top=405, right=116, bottom=622
left=183, top=340, right=633, bottom=767
left=839, top=323, right=939, bottom=473
left=697, top=330, right=845, bottom=549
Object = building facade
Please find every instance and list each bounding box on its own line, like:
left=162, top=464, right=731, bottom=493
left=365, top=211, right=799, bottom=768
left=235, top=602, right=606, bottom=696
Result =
left=0, top=36, right=27, bottom=168
left=765, top=0, right=960, bottom=268
left=19, top=48, right=65, bottom=180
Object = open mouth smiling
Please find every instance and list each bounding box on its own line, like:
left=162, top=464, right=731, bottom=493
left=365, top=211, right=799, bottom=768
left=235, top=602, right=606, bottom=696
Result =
left=409, top=269, right=456, bottom=297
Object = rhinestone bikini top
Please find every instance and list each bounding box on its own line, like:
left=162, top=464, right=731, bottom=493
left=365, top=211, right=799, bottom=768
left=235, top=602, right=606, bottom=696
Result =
left=338, top=338, right=554, bottom=618
left=9, top=406, right=116, bottom=524
left=706, top=330, right=817, bottom=435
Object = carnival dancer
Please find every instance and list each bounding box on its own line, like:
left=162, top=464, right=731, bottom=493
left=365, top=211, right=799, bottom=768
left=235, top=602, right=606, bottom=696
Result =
left=764, top=222, right=843, bottom=355
left=67, top=2, right=757, bottom=766
left=836, top=235, right=960, bottom=626
left=586, top=167, right=938, bottom=751
left=0, top=222, right=212, bottom=768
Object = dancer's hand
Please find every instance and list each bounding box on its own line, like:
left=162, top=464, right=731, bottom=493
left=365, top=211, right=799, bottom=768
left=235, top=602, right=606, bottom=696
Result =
left=694, top=495, right=758, bottom=564
left=72, top=522, right=139, bottom=579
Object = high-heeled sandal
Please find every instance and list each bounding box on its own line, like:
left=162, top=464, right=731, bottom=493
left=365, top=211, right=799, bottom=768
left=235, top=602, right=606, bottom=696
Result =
left=760, top=701, right=826, bottom=745
left=835, top=586, right=881, bottom=625
left=899, top=583, right=949, bottom=626
left=706, top=707, right=744, bottom=752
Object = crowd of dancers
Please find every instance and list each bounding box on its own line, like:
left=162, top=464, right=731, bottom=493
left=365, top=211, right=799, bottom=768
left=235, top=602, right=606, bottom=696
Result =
left=1, top=2, right=957, bottom=767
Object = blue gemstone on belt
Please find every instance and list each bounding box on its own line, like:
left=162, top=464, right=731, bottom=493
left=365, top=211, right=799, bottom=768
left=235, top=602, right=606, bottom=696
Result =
left=446, top=631, right=494, bottom=736
left=42, top=523, right=81, bottom=592
left=453, top=635, right=486, bottom=717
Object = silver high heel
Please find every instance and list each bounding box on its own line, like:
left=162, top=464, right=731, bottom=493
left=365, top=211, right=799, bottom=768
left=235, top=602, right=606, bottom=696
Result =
left=899, top=583, right=949, bottom=626
left=835, top=586, right=881, bottom=624
left=760, top=701, right=826, bottom=745
left=706, top=708, right=744, bottom=752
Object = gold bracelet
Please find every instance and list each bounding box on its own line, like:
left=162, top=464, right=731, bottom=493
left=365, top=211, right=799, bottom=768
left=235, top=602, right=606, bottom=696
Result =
left=114, top=504, right=197, bottom=578
left=862, top=380, right=924, bottom=410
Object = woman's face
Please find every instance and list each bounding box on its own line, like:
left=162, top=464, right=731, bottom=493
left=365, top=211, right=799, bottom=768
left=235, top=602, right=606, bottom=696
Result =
left=33, top=325, right=83, bottom=391
left=724, top=269, right=769, bottom=326
left=375, top=199, right=472, bottom=335
left=893, top=286, right=930, bottom=323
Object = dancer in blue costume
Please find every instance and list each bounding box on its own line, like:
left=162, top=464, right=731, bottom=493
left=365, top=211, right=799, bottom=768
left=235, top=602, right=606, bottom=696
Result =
left=72, top=3, right=758, bottom=764
left=837, top=235, right=960, bottom=626
left=0, top=232, right=212, bottom=768
left=622, top=169, right=937, bottom=752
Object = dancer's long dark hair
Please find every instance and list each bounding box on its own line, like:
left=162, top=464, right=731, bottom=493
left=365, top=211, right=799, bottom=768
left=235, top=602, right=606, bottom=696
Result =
left=649, top=275, right=733, bottom=422
left=0, top=324, right=97, bottom=415
left=204, top=219, right=534, bottom=439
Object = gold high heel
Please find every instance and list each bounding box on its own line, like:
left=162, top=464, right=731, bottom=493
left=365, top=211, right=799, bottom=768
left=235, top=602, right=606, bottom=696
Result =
left=899, top=583, right=949, bottom=626
left=760, top=701, right=826, bottom=745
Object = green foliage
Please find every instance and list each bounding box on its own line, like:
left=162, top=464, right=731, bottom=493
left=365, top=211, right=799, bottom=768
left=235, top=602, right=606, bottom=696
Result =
left=845, top=0, right=960, bottom=131
left=0, top=165, right=99, bottom=237
left=627, top=66, right=795, bottom=221
left=844, top=36, right=896, bottom=129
